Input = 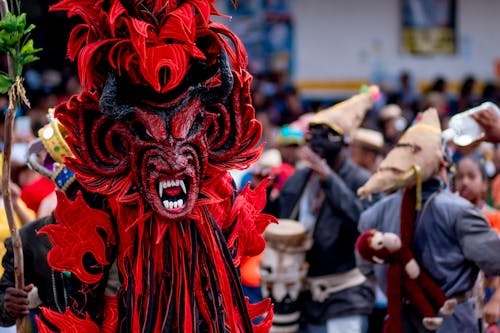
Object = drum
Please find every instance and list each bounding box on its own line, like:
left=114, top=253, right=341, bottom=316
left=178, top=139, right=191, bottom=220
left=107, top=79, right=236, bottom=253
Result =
left=260, top=219, right=311, bottom=333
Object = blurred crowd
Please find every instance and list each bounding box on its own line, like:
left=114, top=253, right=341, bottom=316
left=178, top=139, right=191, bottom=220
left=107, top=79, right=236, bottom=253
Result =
left=251, top=70, right=500, bottom=152
left=234, top=70, right=500, bottom=333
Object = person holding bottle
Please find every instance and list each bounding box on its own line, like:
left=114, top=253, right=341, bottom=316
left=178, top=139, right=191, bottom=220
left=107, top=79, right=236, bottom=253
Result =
left=470, top=106, right=500, bottom=144
left=443, top=102, right=500, bottom=147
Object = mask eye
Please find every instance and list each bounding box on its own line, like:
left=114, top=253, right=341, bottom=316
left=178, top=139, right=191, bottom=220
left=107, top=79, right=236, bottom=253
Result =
left=131, top=120, right=153, bottom=141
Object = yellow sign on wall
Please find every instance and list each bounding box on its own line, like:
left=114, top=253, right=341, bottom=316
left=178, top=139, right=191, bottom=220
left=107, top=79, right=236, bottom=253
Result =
left=401, top=0, right=456, bottom=55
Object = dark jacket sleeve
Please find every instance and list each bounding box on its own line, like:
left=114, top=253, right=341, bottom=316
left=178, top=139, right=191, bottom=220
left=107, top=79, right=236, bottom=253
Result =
left=0, top=237, right=18, bottom=327
left=320, top=172, right=366, bottom=224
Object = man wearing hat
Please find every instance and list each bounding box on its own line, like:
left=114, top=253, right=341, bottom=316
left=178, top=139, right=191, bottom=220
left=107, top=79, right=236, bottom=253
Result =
left=275, top=124, right=305, bottom=168
left=349, top=128, right=385, bottom=174
left=357, top=108, right=500, bottom=332
left=0, top=113, right=119, bottom=332
left=278, top=86, right=380, bottom=333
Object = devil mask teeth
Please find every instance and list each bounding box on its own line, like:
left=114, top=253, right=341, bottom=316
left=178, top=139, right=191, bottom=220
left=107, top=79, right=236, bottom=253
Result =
left=157, top=178, right=188, bottom=213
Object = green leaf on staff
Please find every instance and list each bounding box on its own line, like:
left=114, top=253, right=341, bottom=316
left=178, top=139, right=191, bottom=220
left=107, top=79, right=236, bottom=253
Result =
left=20, top=39, right=41, bottom=64
left=0, top=73, right=14, bottom=93
left=0, top=9, right=42, bottom=90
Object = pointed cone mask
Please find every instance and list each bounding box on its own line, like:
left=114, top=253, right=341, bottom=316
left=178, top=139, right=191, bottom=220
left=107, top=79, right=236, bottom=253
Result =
left=309, top=85, right=380, bottom=138
left=358, top=108, right=444, bottom=198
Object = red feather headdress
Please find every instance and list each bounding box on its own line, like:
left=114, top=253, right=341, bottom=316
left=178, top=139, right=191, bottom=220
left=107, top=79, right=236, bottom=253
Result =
left=52, top=0, right=247, bottom=94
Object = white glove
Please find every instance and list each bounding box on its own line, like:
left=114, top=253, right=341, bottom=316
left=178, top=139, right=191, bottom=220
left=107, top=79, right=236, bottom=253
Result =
left=27, top=286, right=42, bottom=309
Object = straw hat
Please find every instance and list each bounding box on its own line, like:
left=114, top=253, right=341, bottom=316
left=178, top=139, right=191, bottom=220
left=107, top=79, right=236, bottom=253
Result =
left=378, top=104, right=403, bottom=122
left=275, top=125, right=304, bottom=147
left=351, top=128, right=384, bottom=152
left=358, top=108, right=443, bottom=198
left=309, top=85, right=380, bottom=138
left=249, top=148, right=282, bottom=175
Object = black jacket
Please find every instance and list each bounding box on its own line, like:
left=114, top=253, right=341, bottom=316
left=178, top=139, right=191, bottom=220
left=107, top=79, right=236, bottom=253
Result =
left=279, top=159, right=377, bottom=322
left=0, top=215, right=68, bottom=326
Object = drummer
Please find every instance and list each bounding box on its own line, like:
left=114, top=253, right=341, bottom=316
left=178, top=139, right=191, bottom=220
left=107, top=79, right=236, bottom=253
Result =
left=278, top=87, right=382, bottom=333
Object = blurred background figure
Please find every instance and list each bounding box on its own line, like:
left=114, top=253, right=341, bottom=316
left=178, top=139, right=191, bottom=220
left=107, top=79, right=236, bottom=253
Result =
left=457, top=75, right=480, bottom=114
left=274, top=124, right=305, bottom=168
left=0, top=154, right=35, bottom=278
left=453, top=156, right=500, bottom=332
left=243, top=148, right=294, bottom=217
left=377, top=104, right=407, bottom=153
left=0, top=113, right=74, bottom=333
left=239, top=148, right=295, bottom=313
left=349, top=128, right=385, bottom=174
left=387, top=70, right=419, bottom=120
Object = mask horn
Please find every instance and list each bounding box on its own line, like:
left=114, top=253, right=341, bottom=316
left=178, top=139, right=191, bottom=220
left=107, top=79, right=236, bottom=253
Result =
left=99, top=72, right=135, bottom=119
left=201, top=50, right=234, bottom=105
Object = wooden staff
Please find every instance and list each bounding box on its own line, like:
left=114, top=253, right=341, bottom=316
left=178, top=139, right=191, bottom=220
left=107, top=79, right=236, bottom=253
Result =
left=0, top=1, right=26, bottom=332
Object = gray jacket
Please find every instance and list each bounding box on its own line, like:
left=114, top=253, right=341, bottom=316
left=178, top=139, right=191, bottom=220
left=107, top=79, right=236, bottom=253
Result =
left=358, top=180, right=500, bottom=332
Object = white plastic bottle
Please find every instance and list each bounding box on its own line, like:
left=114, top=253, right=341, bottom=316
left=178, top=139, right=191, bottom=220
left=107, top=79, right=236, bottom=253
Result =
left=442, top=101, right=500, bottom=146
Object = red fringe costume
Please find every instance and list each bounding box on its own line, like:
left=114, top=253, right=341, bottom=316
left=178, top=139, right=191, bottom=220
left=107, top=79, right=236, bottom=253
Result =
left=35, top=1, right=274, bottom=332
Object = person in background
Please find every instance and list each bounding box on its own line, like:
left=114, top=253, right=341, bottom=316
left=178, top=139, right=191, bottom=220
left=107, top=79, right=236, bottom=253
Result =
left=358, top=109, right=500, bottom=333
left=457, top=75, right=480, bottom=113
left=0, top=117, right=73, bottom=332
left=454, top=156, right=496, bottom=215
left=348, top=127, right=386, bottom=332
left=0, top=154, right=35, bottom=278
left=349, top=128, right=385, bottom=174
left=377, top=104, right=407, bottom=154
left=480, top=82, right=500, bottom=106
left=279, top=86, right=380, bottom=333
left=0, top=113, right=119, bottom=333
left=470, top=105, right=500, bottom=208
left=454, top=156, right=500, bottom=332
left=274, top=124, right=305, bottom=168
left=16, top=164, right=55, bottom=215
left=385, top=70, right=419, bottom=122
left=491, top=144, right=500, bottom=209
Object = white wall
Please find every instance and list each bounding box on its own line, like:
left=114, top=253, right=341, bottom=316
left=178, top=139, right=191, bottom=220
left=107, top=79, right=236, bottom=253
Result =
left=292, top=0, right=500, bottom=92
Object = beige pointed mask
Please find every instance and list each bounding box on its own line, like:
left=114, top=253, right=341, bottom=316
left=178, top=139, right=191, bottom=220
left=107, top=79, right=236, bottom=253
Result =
left=309, top=85, right=380, bottom=138
left=358, top=108, right=443, bottom=198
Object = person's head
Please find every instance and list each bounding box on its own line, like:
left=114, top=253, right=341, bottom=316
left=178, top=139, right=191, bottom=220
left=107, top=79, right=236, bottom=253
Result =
left=422, top=91, right=449, bottom=118
left=307, top=86, right=380, bottom=165
left=453, top=156, right=488, bottom=206
left=400, top=71, right=410, bottom=88
left=275, top=125, right=304, bottom=166
left=459, top=75, right=476, bottom=98
left=349, top=128, right=384, bottom=173
left=248, top=148, right=282, bottom=189
left=358, top=108, right=444, bottom=198
left=377, top=104, right=407, bottom=144
left=430, top=77, right=447, bottom=93
left=307, top=123, right=344, bottom=166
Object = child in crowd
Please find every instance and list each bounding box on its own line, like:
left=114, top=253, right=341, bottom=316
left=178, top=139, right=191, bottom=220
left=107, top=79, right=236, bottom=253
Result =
left=454, top=156, right=500, bottom=332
